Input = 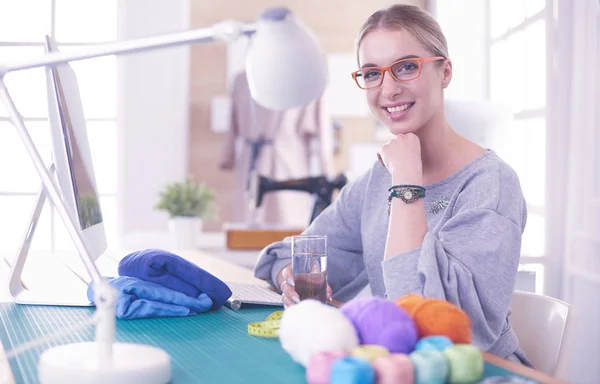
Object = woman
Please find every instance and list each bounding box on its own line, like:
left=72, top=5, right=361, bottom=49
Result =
left=253, top=4, right=530, bottom=365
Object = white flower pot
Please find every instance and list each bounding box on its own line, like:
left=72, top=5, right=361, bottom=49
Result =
left=168, top=216, right=202, bottom=249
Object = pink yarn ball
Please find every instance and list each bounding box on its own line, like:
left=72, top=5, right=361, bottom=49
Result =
left=340, top=297, right=418, bottom=354
left=306, top=351, right=347, bottom=384
left=372, top=354, right=414, bottom=384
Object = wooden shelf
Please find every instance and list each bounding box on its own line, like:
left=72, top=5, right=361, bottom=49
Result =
left=225, top=227, right=303, bottom=250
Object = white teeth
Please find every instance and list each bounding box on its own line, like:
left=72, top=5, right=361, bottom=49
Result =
left=386, top=104, right=411, bottom=113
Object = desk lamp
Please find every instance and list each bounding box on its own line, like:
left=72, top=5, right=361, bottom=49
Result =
left=0, top=7, right=327, bottom=384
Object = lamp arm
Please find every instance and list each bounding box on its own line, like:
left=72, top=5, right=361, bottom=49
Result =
left=0, top=20, right=256, bottom=76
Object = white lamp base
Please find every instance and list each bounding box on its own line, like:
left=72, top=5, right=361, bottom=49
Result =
left=38, top=342, right=171, bottom=384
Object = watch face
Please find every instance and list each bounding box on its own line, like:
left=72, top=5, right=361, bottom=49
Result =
left=388, top=186, right=425, bottom=210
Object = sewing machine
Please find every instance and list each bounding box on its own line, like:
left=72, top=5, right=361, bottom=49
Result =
left=224, top=172, right=348, bottom=249
left=253, top=173, right=348, bottom=224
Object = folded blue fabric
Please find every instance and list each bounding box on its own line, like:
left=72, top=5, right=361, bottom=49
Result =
left=118, top=249, right=232, bottom=309
left=87, top=276, right=214, bottom=320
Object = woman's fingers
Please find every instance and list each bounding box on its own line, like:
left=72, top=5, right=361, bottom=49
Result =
left=281, top=280, right=300, bottom=306
left=280, top=266, right=295, bottom=288
left=278, top=265, right=335, bottom=308
left=280, top=266, right=300, bottom=307
left=282, top=292, right=298, bottom=308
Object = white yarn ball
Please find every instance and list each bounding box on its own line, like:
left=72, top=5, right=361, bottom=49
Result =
left=279, top=300, right=359, bottom=366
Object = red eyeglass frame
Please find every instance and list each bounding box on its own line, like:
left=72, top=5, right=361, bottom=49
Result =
left=351, top=56, right=446, bottom=89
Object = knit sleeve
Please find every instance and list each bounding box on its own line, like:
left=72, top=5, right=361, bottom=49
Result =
left=381, top=163, right=527, bottom=354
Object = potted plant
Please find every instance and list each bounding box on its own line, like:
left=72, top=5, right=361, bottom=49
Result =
left=154, top=178, right=217, bottom=249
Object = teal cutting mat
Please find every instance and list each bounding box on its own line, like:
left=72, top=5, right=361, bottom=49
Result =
left=0, top=304, right=304, bottom=384
left=0, top=303, right=538, bottom=384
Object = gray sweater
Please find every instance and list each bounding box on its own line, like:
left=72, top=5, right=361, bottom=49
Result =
left=253, top=150, right=530, bottom=364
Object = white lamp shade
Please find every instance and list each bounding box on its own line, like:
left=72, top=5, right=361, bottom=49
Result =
left=246, top=8, right=328, bottom=110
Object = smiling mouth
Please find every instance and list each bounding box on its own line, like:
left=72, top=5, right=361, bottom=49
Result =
left=381, top=102, right=415, bottom=122
left=383, top=103, right=414, bottom=114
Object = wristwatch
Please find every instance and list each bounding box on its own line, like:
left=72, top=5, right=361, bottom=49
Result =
left=388, top=185, right=426, bottom=204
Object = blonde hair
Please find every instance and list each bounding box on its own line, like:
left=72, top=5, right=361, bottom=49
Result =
left=356, top=4, right=449, bottom=63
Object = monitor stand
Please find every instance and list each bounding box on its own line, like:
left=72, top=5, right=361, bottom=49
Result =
left=5, top=164, right=93, bottom=306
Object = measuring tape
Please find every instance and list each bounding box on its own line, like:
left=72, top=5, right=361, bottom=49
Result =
left=248, top=311, right=283, bottom=338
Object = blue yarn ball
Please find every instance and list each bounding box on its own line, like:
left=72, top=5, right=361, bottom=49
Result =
left=330, top=356, right=375, bottom=384
left=415, top=336, right=454, bottom=352
left=409, top=349, right=448, bottom=384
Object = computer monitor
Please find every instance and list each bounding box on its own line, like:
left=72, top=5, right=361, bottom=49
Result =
left=6, top=36, right=107, bottom=306
left=44, top=36, right=107, bottom=258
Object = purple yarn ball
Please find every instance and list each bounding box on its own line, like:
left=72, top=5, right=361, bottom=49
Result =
left=340, top=297, right=418, bottom=354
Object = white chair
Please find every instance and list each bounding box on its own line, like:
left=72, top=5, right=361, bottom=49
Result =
left=509, top=290, right=577, bottom=379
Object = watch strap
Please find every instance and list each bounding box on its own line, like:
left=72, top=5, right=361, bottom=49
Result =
left=388, top=185, right=426, bottom=214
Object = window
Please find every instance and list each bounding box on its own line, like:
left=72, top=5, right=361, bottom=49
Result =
left=0, top=0, right=117, bottom=254
left=487, top=0, right=549, bottom=293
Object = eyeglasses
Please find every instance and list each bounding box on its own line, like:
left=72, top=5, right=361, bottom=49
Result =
left=351, top=56, right=445, bottom=89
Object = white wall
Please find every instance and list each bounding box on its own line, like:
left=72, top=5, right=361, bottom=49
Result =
left=428, top=0, right=487, bottom=101
left=116, top=0, right=190, bottom=248
left=427, top=0, right=507, bottom=149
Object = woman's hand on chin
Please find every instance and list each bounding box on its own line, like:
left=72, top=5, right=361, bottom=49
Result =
left=378, top=133, right=423, bottom=185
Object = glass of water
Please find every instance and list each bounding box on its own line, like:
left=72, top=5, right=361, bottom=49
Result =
left=291, top=234, right=327, bottom=303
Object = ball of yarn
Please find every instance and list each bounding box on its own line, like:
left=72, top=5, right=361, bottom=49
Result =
left=415, top=336, right=454, bottom=352
left=395, top=293, right=425, bottom=313
left=330, top=357, right=375, bottom=384
left=340, top=297, right=418, bottom=353
left=306, top=351, right=347, bottom=384
left=443, top=344, right=484, bottom=384
left=395, top=294, right=472, bottom=344
left=350, top=345, right=389, bottom=363
left=409, top=349, right=448, bottom=384
left=372, top=354, right=414, bottom=384
left=279, top=299, right=359, bottom=366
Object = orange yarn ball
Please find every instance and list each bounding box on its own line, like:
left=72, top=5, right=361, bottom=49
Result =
left=394, top=294, right=424, bottom=314
left=395, top=294, right=472, bottom=344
